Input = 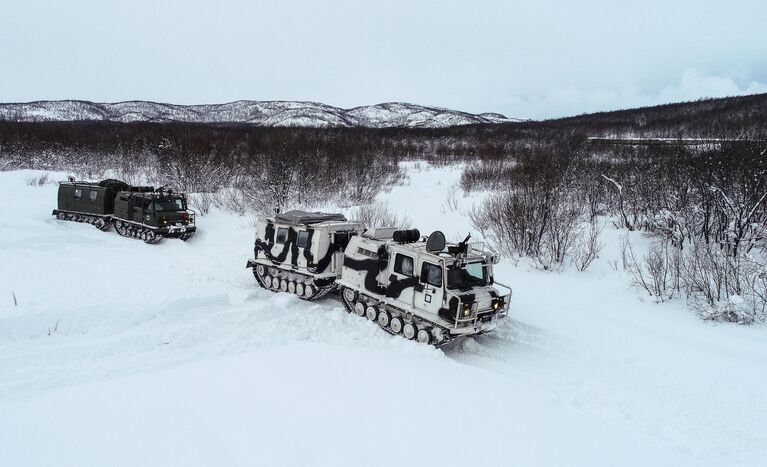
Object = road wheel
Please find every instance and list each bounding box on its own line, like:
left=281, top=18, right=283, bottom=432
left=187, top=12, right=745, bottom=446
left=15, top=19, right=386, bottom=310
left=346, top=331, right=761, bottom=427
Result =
left=403, top=323, right=416, bottom=340
left=390, top=317, right=403, bottom=334
left=377, top=310, right=390, bottom=327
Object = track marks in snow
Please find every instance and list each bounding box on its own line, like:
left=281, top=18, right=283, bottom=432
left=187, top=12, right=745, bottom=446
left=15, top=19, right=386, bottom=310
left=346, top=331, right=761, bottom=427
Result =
left=3, top=169, right=767, bottom=466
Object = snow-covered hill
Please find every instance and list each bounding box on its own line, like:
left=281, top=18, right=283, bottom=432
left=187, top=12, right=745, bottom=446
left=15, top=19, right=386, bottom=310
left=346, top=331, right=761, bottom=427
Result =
left=1, top=165, right=766, bottom=466
left=0, top=100, right=519, bottom=128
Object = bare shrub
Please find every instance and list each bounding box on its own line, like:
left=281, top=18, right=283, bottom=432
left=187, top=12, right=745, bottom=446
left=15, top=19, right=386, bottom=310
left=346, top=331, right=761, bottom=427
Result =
left=537, top=199, right=584, bottom=270
left=625, top=238, right=680, bottom=302
left=233, top=157, right=300, bottom=215
left=342, top=158, right=406, bottom=205
left=213, top=188, right=249, bottom=216
left=25, top=173, right=50, bottom=186
left=349, top=202, right=411, bottom=229
left=189, top=192, right=215, bottom=216
left=574, top=218, right=605, bottom=271
left=460, top=160, right=517, bottom=192
left=246, top=212, right=260, bottom=229
left=0, top=158, right=16, bottom=172
left=471, top=187, right=595, bottom=270
left=618, top=232, right=630, bottom=270
left=467, top=203, right=491, bottom=238
left=441, top=187, right=460, bottom=214
left=601, top=174, right=634, bottom=230
left=111, top=149, right=158, bottom=187
left=682, top=242, right=767, bottom=324
left=472, top=189, right=550, bottom=258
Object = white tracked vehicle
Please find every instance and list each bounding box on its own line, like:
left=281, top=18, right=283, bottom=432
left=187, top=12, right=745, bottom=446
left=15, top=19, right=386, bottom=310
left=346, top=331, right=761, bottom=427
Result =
left=246, top=211, right=366, bottom=300
left=246, top=210, right=512, bottom=346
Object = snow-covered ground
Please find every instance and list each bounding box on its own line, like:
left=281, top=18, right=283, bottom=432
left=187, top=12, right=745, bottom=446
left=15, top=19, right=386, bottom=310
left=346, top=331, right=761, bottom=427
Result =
left=1, top=165, right=766, bottom=466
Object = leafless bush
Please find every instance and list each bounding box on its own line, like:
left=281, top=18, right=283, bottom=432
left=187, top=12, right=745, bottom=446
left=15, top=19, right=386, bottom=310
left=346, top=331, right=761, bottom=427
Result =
left=460, top=160, right=517, bottom=192
left=158, top=154, right=233, bottom=193
left=442, top=187, right=460, bottom=213
left=211, top=188, right=250, bottom=216
left=537, top=199, right=584, bottom=270
left=349, top=202, right=411, bottom=229
left=625, top=238, right=680, bottom=302
left=472, top=189, right=550, bottom=258
left=25, top=173, right=50, bottom=186
left=682, top=242, right=766, bottom=324
left=246, top=212, right=260, bottom=229
left=468, top=203, right=491, bottom=238
left=0, top=158, right=15, bottom=172
left=574, top=218, right=605, bottom=271
left=111, top=149, right=158, bottom=187
left=472, top=186, right=596, bottom=270
left=618, top=232, right=630, bottom=270
left=341, top=158, right=406, bottom=205
left=601, top=174, right=634, bottom=231
left=189, top=192, right=215, bottom=215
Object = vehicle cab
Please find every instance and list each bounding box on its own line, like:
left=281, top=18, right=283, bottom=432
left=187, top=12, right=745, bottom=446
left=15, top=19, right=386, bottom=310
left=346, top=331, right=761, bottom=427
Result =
left=114, top=188, right=196, bottom=236
left=143, top=194, right=194, bottom=232
left=339, top=228, right=511, bottom=339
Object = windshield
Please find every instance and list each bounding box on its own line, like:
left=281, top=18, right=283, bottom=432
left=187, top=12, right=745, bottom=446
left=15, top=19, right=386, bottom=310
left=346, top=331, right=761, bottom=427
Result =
left=151, top=197, right=185, bottom=211
left=447, top=261, right=487, bottom=290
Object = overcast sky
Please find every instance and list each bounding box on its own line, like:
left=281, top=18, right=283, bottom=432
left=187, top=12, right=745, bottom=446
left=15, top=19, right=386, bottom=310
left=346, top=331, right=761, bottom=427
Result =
left=1, top=0, right=765, bottom=119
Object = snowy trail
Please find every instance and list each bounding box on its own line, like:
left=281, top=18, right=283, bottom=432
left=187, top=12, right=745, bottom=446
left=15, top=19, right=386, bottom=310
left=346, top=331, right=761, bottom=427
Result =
left=1, top=167, right=766, bottom=466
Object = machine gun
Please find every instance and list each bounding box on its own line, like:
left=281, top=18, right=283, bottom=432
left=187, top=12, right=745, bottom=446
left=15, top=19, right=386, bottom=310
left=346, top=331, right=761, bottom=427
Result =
left=448, top=233, right=472, bottom=257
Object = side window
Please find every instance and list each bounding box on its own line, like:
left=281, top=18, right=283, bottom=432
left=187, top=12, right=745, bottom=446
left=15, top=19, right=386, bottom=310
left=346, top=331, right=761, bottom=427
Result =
left=394, top=254, right=414, bottom=277
left=89, top=190, right=97, bottom=201
left=74, top=189, right=82, bottom=199
left=276, top=227, right=288, bottom=244
left=297, top=230, right=309, bottom=249
left=421, top=262, right=442, bottom=287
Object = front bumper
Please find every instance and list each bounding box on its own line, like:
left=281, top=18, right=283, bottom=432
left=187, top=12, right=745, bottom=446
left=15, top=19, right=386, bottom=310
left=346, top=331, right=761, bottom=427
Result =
left=158, top=225, right=196, bottom=237
left=449, top=307, right=508, bottom=335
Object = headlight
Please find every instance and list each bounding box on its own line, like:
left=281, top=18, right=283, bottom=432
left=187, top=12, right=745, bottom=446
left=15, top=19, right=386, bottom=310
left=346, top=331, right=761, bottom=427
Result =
left=492, top=297, right=505, bottom=311
left=461, top=303, right=472, bottom=317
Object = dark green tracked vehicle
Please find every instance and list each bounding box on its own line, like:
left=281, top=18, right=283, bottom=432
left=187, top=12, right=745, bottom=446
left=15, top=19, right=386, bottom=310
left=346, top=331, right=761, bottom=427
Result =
left=53, top=178, right=196, bottom=243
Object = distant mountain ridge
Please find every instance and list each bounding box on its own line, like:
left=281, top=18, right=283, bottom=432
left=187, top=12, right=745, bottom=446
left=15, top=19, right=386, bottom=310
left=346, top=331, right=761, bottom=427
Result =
left=0, top=100, right=519, bottom=128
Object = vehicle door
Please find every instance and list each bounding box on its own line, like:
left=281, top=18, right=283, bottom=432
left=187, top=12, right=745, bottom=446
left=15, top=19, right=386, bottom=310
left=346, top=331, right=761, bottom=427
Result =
left=388, top=251, right=417, bottom=307
left=296, top=228, right=311, bottom=269
left=415, top=257, right=444, bottom=317
left=130, top=195, right=145, bottom=223
left=143, top=200, right=157, bottom=227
